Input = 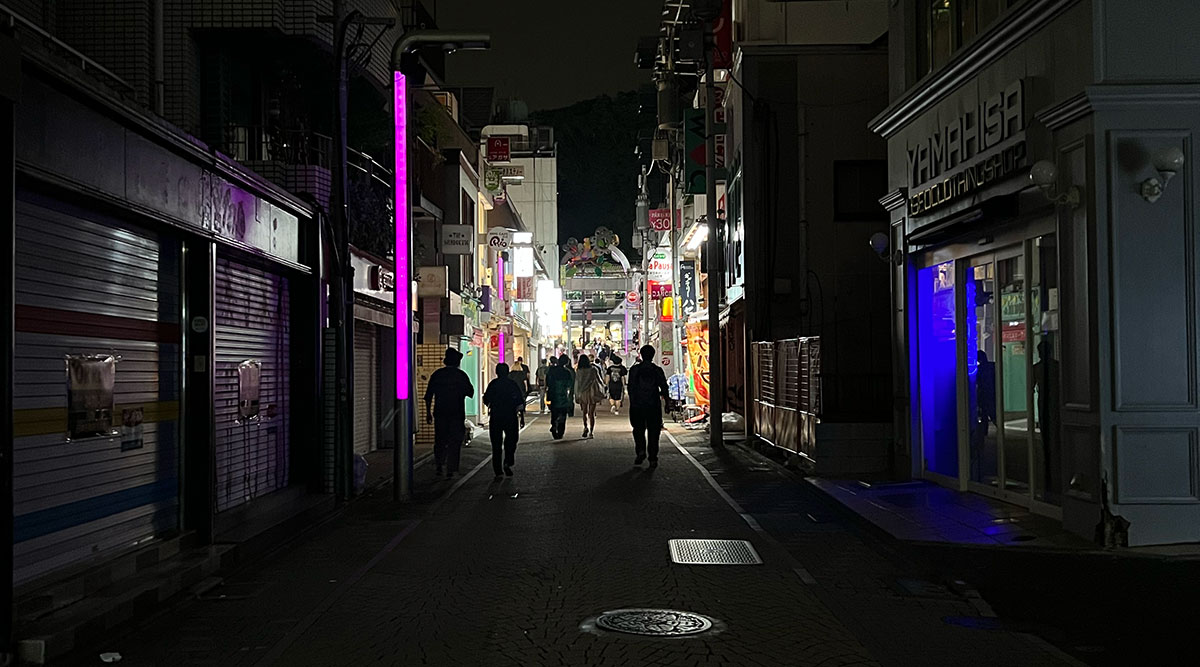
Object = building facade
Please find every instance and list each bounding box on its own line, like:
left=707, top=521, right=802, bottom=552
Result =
left=875, top=0, right=1200, bottom=546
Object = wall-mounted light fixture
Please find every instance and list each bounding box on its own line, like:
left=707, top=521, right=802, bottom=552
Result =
left=1029, top=160, right=1081, bottom=207
left=869, top=232, right=902, bottom=265
left=1140, top=145, right=1185, bottom=204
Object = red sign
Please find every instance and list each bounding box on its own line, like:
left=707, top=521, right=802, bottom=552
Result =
left=1002, top=323, right=1025, bottom=343
left=487, top=137, right=510, bottom=163
left=712, top=0, right=733, bottom=69
left=649, top=209, right=671, bottom=232
left=627, top=291, right=640, bottom=304
left=515, top=276, right=535, bottom=301
left=649, top=281, right=673, bottom=299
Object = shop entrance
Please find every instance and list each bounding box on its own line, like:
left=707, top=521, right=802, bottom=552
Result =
left=914, top=233, right=1061, bottom=512
left=966, top=248, right=1031, bottom=500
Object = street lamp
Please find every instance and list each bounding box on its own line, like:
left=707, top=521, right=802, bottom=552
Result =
left=391, top=31, right=491, bottom=501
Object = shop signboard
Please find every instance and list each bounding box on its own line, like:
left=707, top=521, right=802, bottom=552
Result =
left=648, top=250, right=672, bottom=282
left=484, top=169, right=502, bottom=192
left=649, top=281, right=672, bottom=299
left=440, top=223, right=474, bottom=255
left=649, top=208, right=672, bottom=232
left=417, top=266, right=449, bottom=297
left=487, top=227, right=511, bottom=250
left=906, top=80, right=1027, bottom=218
left=515, top=276, right=535, bottom=301
left=679, top=260, right=698, bottom=316
left=486, top=136, right=510, bottom=162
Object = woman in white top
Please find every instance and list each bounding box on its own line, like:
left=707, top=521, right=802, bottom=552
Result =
left=573, top=355, right=605, bottom=438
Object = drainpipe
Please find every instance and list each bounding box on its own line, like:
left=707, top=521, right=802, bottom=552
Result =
left=153, top=0, right=164, bottom=114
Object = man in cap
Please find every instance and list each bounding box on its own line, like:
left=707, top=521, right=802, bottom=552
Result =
left=424, top=348, right=475, bottom=477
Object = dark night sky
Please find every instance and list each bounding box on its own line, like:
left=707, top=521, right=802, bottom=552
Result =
left=435, top=0, right=663, bottom=111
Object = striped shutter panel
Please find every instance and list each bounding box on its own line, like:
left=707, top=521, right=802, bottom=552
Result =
left=353, top=322, right=378, bottom=455
left=12, top=198, right=180, bottom=585
left=214, top=257, right=290, bottom=513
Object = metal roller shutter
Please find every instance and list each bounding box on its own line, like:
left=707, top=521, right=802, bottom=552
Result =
left=353, top=322, right=378, bottom=455
left=214, top=257, right=291, bottom=513
left=12, top=198, right=181, bottom=585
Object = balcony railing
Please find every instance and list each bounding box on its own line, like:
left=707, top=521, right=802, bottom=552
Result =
left=221, top=125, right=333, bottom=170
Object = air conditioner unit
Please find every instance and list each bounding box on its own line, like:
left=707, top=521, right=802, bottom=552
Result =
left=432, top=91, right=460, bottom=123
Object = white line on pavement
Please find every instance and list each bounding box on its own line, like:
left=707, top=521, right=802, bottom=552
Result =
left=664, top=429, right=764, bottom=535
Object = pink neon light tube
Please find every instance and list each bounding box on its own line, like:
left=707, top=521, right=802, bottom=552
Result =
left=499, top=330, right=506, bottom=364
left=393, top=71, right=411, bottom=399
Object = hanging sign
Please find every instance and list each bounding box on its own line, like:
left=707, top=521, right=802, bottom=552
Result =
left=487, top=136, right=511, bottom=162
left=649, top=281, right=672, bottom=299
left=487, top=227, right=511, bottom=249
left=440, top=224, right=474, bottom=255
left=516, top=276, right=535, bottom=302
left=483, top=169, right=502, bottom=192
left=679, top=260, right=698, bottom=316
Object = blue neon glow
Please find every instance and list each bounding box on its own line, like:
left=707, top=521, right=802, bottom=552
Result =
left=917, top=262, right=959, bottom=478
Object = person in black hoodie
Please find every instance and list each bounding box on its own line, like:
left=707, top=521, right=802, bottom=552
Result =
left=483, top=363, right=526, bottom=478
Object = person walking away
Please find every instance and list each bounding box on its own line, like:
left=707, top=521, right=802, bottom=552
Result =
left=534, top=358, right=550, bottom=414
left=509, top=356, right=531, bottom=426
left=606, top=355, right=628, bottom=415
left=574, top=355, right=605, bottom=438
left=545, top=354, right=574, bottom=439
left=628, top=345, right=669, bottom=468
left=483, top=363, right=525, bottom=479
left=424, top=348, right=475, bottom=477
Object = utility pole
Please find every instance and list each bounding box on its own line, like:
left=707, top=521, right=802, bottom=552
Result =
left=704, top=28, right=724, bottom=449
left=636, top=168, right=650, bottom=348
left=391, top=31, right=490, bottom=501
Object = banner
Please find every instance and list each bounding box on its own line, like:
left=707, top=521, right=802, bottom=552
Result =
left=685, top=321, right=710, bottom=407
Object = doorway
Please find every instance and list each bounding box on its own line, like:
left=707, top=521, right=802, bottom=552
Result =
left=913, top=233, right=1062, bottom=513
left=965, top=248, right=1031, bottom=502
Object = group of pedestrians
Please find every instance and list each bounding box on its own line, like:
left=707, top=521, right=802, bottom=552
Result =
left=422, top=345, right=673, bottom=480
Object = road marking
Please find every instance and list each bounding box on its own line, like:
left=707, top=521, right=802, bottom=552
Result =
left=664, top=429, right=763, bottom=534
left=794, top=567, right=817, bottom=585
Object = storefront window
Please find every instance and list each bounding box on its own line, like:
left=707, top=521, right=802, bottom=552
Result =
left=967, top=260, right=998, bottom=487
left=930, top=0, right=953, bottom=71
left=917, top=261, right=959, bottom=478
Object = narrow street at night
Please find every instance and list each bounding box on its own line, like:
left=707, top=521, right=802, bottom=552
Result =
left=61, top=414, right=1076, bottom=667
left=6, top=1, right=1200, bottom=665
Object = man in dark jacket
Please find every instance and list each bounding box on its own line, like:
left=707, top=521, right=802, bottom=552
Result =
left=424, top=348, right=475, bottom=478
left=545, top=354, right=575, bottom=439
left=483, top=363, right=525, bottom=478
left=627, top=345, right=669, bottom=468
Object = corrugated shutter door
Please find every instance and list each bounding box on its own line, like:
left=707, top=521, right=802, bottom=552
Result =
left=353, top=322, right=378, bottom=455
left=215, top=257, right=290, bottom=513
left=12, top=198, right=180, bottom=584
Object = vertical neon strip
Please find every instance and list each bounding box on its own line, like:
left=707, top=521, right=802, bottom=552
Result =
left=499, top=330, right=506, bottom=364
left=394, top=71, right=410, bottom=399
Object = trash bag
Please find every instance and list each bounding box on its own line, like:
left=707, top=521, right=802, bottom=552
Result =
left=721, top=412, right=746, bottom=433
left=353, top=454, right=368, bottom=493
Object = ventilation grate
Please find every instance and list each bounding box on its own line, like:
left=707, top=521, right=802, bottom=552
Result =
left=669, top=539, right=762, bottom=565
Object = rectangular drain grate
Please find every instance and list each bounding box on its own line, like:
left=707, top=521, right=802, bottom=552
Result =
left=669, top=539, right=762, bottom=565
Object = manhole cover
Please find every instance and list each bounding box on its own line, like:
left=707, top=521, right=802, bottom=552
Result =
left=595, top=609, right=714, bottom=636
left=669, top=539, right=762, bottom=564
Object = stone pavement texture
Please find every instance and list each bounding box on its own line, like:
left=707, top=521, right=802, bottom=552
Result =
left=63, top=412, right=1078, bottom=666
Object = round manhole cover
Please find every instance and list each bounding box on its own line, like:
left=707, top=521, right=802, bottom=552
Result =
left=594, top=609, right=714, bottom=637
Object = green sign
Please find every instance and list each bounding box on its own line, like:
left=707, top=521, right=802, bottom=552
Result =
left=484, top=168, right=502, bottom=192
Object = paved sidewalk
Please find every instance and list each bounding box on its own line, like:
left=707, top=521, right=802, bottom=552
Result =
left=64, top=412, right=1076, bottom=666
